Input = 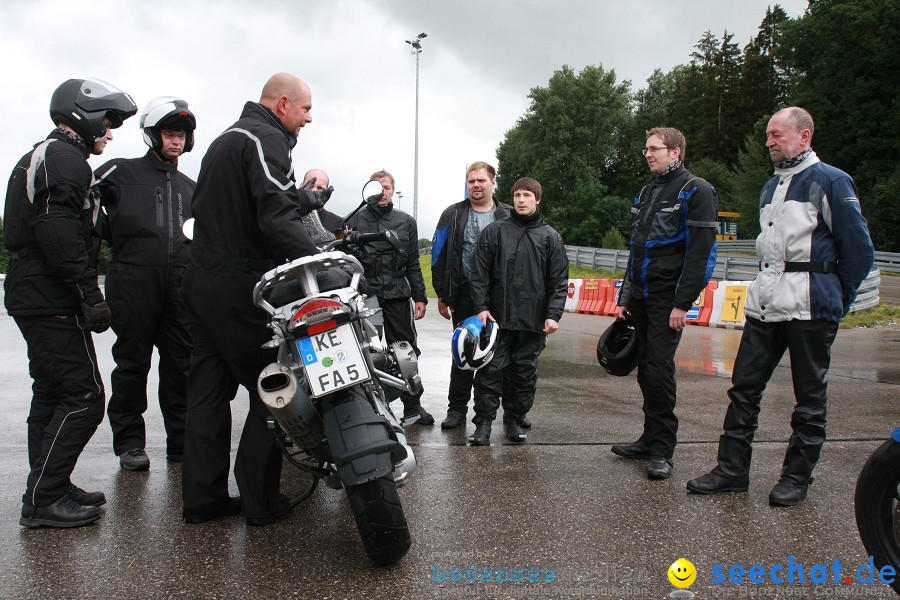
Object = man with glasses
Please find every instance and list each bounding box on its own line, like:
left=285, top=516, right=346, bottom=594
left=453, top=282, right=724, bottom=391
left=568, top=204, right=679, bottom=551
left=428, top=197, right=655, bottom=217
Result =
left=687, top=107, right=874, bottom=506
left=612, top=127, right=718, bottom=480
left=93, top=96, right=197, bottom=472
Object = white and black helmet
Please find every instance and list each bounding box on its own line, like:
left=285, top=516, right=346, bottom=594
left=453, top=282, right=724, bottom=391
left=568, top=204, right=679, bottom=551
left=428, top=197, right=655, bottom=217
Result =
left=452, top=316, right=499, bottom=371
left=139, top=96, right=196, bottom=153
left=50, top=78, right=137, bottom=143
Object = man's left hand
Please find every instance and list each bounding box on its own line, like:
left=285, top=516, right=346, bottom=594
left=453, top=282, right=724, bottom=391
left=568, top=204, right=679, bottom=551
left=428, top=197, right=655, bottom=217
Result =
left=669, top=307, right=687, bottom=331
left=414, top=301, right=426, bottom=320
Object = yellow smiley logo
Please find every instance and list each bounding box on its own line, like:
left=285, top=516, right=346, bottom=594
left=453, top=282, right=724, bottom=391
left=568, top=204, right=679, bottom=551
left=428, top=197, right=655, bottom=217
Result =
left=668, top=558, right=697, bottom=588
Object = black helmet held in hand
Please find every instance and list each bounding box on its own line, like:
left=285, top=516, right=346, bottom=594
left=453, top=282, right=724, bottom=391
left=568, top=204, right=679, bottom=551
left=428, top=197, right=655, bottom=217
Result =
left=140, top=96, right=197, bottom=153
left=50, top=78, right=137, bottom=143
left=597, top=314, right=639, bottom=376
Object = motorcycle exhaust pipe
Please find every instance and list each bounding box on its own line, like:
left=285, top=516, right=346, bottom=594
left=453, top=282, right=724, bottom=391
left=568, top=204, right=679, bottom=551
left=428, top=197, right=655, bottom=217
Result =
left=258, top=363, right=325, bottom=451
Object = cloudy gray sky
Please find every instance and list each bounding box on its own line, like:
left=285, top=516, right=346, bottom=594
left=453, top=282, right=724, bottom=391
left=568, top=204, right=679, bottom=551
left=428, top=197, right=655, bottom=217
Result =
left=2, top=0, right=808, bottom=238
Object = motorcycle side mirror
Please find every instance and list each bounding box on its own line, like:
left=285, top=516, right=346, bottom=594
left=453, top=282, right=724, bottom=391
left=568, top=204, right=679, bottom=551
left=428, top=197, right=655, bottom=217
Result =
left=182, top=218, right=195, bottom=241
left=343, top=179, right=386, bottom=225
left=362, top=180, right=385, bottom=205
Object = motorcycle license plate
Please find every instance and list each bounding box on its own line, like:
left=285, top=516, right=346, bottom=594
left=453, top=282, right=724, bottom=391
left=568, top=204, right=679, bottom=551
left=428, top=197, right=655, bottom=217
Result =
left=296, top=323, right=371, bottom=397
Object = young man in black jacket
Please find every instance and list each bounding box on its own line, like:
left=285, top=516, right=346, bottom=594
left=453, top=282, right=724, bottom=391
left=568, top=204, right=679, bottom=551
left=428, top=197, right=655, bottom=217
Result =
left=94, top=96, right=197, bottom=472
left=431, top=162, right=516, bottom=429
left=5, top=78, right=136, bottom=527
left=468, top=177, right=569, bottom=445
left=347, top=170, right=432, bottom=424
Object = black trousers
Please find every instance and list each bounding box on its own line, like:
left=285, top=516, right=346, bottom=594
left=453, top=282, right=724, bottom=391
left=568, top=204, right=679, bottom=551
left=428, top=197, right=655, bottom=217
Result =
left=106, top=264, right=190, bottom=456
left=380, top=297, right=423, bottom=412
left=716, top=316, right=839, bottom=484
left=446, top=282, right=515, bottom=416
left=473, top=329, right=545, bottom=423
left=181, top=269, right=285, bottom=521
left=628, top=294, right=683, bottom=459
left=15, top=315, right=105, bottom=507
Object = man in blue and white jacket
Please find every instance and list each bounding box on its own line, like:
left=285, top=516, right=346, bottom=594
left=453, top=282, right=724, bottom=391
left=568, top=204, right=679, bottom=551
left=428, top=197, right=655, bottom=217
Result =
left=688, top=107, right=875, bottom=507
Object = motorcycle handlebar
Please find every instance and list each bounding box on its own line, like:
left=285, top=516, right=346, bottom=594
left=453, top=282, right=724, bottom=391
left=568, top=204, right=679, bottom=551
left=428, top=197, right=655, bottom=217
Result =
left=345, top=230, right=401, bottom=250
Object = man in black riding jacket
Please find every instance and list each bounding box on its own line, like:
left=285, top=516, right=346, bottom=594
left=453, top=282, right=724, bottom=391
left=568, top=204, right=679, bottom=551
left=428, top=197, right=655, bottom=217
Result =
left=4, top=78, right=136, bottom=528
left=181, top=73, right=332, bottom=526
left=346, top=170, right=433, bottom=425
left=613, top=127, right=718, bottom=480
left=94, top=96, right=197, bottom=472
left=468, top=177, right=569, bottom=445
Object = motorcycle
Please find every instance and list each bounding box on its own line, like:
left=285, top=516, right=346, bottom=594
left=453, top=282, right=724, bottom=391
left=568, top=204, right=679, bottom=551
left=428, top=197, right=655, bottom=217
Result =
left=250, top=180, right=421, bottom=565
left=854, top=427, right=900, bottom=595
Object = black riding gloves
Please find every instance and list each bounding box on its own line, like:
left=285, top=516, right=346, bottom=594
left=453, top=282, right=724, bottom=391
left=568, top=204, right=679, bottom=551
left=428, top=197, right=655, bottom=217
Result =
left=300, top=177, right=335, bottom=211
left=81, top=301, right=112, bottom=333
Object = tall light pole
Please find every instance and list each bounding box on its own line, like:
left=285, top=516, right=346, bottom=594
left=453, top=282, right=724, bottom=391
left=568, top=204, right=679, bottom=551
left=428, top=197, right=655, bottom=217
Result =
left=405, top=32, right=426, bottom=223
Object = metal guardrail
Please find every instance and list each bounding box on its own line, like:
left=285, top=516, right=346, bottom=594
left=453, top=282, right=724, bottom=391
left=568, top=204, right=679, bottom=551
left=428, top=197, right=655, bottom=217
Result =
left=565, top=244, right=882, bottom=312
left=567, top=243, right=899, bottom=276
left=715, top=241, right=900, bottom=275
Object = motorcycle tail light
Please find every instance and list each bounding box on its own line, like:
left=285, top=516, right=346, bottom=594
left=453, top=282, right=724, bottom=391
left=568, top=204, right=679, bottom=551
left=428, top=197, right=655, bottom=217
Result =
left=288, top=298, right=347, bottom=333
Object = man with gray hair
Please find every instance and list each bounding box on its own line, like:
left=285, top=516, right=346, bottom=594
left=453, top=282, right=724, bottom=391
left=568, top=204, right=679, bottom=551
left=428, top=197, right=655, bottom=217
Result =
left=687, top=107, right=874, bottom=506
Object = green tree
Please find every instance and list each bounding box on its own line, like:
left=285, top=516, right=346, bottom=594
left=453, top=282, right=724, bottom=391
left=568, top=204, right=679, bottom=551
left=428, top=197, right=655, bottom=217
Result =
left=668, top=30, right=744, bottom=162
left=601, top=227, right=627, bottom=250
left=734, top=6, right=792, bottom=137
left=783, top=0, right=900, bottom=250
left=496, top=64, right=633, bottom=246
left=722, top=117, right=773, bottom=240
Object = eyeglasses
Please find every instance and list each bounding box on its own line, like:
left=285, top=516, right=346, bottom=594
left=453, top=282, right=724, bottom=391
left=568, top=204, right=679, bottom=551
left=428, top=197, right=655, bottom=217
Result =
left=641, top=145, right=670, bottom=156
left=160, top=130, right=187, bottom=140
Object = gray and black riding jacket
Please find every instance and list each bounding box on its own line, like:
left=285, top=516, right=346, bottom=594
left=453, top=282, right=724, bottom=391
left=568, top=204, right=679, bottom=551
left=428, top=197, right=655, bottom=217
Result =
left=619, top=165, right=718, bottom=310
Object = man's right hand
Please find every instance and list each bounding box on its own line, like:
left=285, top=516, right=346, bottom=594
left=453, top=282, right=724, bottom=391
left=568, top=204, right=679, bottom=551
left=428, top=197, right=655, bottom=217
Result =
left=616, top=305, right=628, bottom=320
left=438, top=298, right=452, bottom=320
left=81, top=301, right=112, bottom=333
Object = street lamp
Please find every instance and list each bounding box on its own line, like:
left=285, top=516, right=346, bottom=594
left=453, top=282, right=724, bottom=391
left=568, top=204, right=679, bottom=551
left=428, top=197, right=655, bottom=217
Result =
left=405, top=32, right=426, bottom=223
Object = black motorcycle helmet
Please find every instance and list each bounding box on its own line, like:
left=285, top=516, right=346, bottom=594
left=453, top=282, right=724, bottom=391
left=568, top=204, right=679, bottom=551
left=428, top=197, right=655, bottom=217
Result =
left=597, top=314, right=639, bottom=376
left=139, top=96, right=196, bottom=153
left=49, top=78, right=137, bottom=143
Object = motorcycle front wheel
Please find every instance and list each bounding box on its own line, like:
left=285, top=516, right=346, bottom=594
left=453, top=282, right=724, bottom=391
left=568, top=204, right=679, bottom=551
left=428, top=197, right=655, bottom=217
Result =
left=346, top=475, right=411, bottom=566
left=854, top=438, right=900, bottom=594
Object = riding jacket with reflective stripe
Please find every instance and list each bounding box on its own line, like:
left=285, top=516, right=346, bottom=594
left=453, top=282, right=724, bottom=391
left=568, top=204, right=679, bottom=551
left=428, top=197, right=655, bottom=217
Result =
left=3, top=130, right=104, bottom=315
left=187, top=101, right=318, bottom=274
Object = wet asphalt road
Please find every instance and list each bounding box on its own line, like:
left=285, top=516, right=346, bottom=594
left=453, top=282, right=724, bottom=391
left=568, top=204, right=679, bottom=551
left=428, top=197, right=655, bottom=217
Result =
left=0, top=296, right=898, bottom=599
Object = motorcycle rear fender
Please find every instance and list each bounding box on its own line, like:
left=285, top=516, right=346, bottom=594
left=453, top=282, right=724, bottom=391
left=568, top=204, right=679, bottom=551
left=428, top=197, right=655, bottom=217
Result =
left=322, top=396, right=404, bottom=487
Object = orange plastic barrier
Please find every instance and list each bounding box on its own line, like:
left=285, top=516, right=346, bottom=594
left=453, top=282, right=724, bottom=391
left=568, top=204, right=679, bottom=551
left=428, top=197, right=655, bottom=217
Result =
left=577, top=279, right=609, bottom=314
left=576, top=279, right=600, bottom=314
left=696, top=281, right=718, bottom=327
left=602, top=279, right=623, bottom=315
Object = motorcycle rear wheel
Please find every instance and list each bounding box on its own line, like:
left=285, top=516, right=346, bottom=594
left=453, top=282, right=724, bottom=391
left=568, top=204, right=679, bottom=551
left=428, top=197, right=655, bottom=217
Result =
left=346, top=476, right=411, bottom=566
left=854, top=438, right=900, bottom=594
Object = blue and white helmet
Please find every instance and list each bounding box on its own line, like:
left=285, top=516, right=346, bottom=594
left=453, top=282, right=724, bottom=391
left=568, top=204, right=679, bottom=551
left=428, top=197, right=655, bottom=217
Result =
left=451, top=316, right=499, bottom=371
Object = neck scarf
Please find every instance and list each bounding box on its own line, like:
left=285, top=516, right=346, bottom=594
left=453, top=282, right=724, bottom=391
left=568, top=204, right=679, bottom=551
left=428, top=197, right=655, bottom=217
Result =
left=55, top=127, right=88, bottom=152
left=775, top=148, right=812, bottom=170
left=658, top=160, right=683, bottom=178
